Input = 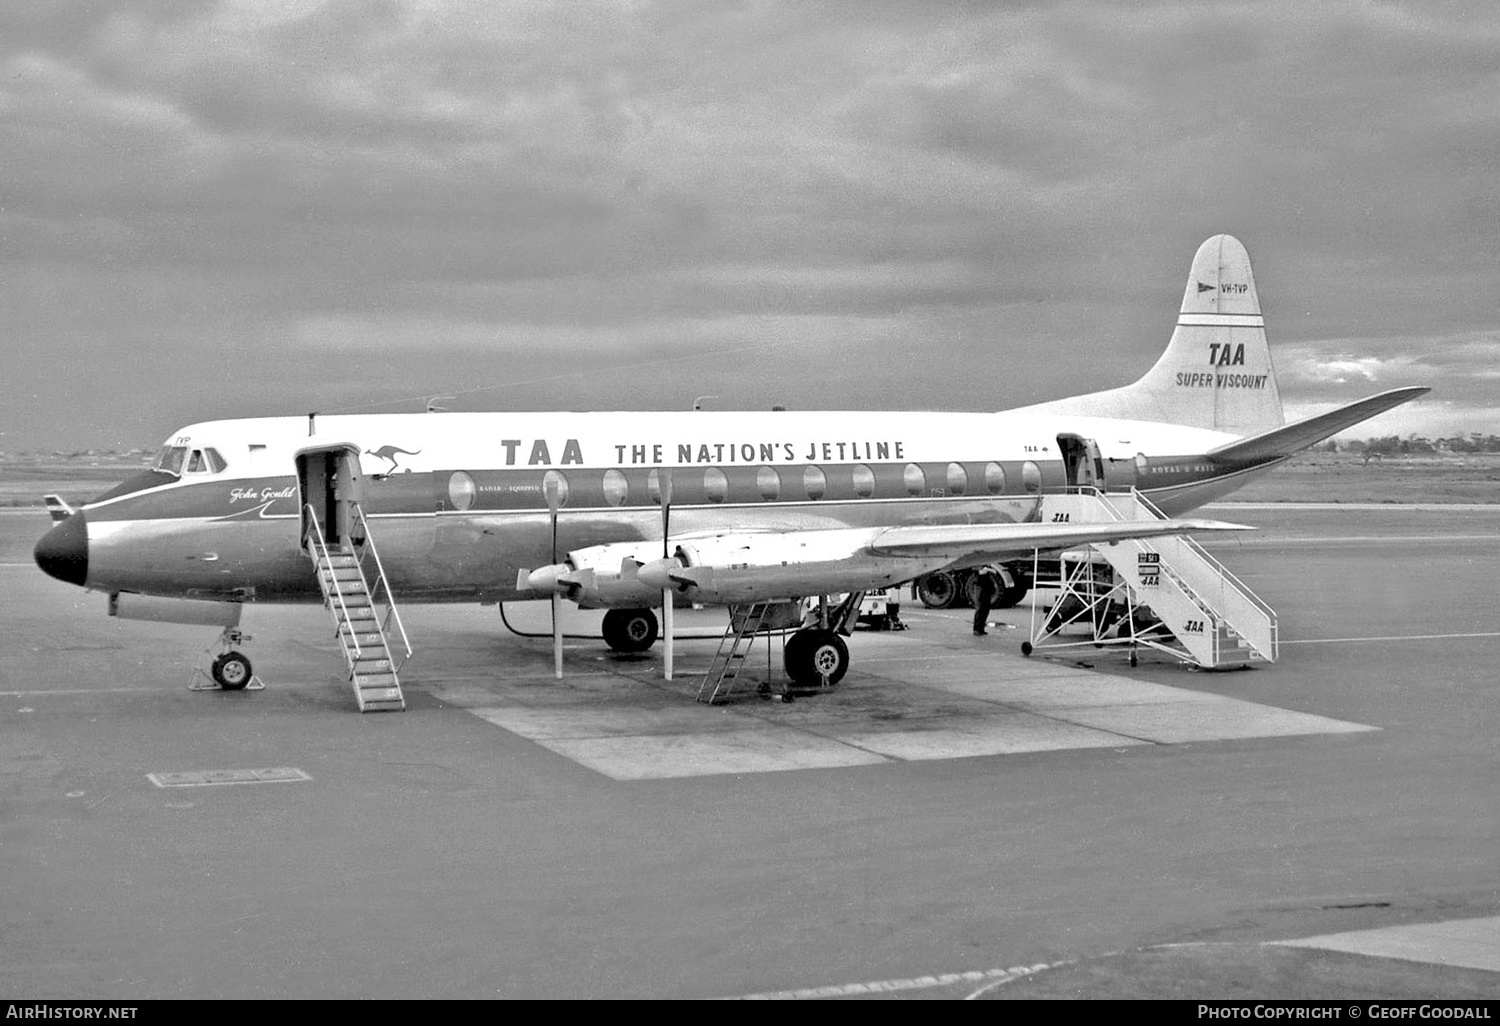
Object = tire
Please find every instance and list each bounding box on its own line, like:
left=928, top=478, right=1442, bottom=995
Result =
left=994, top=583, right=1029, bottom=609
left=783, top=630, right=849, bottom=687
left=602, top=608, right=659, bottom=653
left=212, top=651, right=253, bottom=690
left=917, top=571, right=961, bottom=609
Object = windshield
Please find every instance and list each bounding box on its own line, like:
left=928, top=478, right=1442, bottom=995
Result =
left=150, top=446, right=189, bottom=476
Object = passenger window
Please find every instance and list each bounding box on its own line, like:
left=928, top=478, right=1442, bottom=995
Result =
left=851, top=464, right=875, bottom=499
left=703, top=468, right=728, bottom=503
left=984, top=462, right=1005, bottom=494
left=756, top=466, right=781, bottom=501
left=542, top=470, right=570, bottom=507
left=448, top=471, right=477, bottom=511
left=903, top=463, right=925, bottom=496
left=1022, top=460, right=1042, bottom=493
left=602, top=469, right=628, bottom=507
left=946, top=462, right=967, bottom=495
left=803, top=465, right=826, bottom=500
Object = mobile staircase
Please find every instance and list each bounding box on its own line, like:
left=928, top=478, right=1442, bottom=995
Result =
left=304, top=503, right=413, bottom=711
left=697, top=601, right=778, bottom=703
left=1026, top=488, right=1277, bottom=669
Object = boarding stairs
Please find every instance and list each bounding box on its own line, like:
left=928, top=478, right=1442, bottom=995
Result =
left=698, top=601, right=777, bottom=704
left=1029, top=489, right=1277, bottom=669
left=305, top=503, right=413, bottom=712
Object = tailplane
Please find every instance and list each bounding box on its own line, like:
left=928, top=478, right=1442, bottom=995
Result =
left=1023, top=234, right=1285, bottom=435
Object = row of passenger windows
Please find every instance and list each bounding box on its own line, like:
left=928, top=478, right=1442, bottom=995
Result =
left=446, top=461, right=1045, bottom=511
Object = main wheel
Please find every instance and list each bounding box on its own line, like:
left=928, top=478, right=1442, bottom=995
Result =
left=994, top=583, right=1029, bottom=609
left=601, top=608, right=659, bottom=653
left=917, top=571, right=961, bottom=609
left=783, top=630, right=849, bottom=687
left=212, top=651, right=253, bottom=690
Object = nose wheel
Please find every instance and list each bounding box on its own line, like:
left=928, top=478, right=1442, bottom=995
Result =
left=189, top=628, right=265, bottom=692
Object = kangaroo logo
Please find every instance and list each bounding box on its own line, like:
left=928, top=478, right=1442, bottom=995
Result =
left=364, top=445, right=422, bottom=473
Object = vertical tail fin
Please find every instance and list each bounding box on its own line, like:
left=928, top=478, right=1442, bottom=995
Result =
left=1021, top=235, right=1285, bottom=435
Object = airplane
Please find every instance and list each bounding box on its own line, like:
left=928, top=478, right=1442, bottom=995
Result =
left=33, top=234, right=1427, bottom=697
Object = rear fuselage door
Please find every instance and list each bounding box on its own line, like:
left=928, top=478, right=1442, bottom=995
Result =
left=1056, top=434, right=1106, bottom=490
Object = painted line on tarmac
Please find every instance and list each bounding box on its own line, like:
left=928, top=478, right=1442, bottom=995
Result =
left=1283, top=631, right=1500, bottom=645
left=1207, top=502, right=1499, bottom=511
left=1224, top=533, right=1497, bottom=543
left=723, top=962, right=1057, bottom=1000
left=2, top=686, right=167, bottom=696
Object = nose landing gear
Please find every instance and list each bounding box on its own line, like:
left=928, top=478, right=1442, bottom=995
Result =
left=189, top=628, right=264, bottom=692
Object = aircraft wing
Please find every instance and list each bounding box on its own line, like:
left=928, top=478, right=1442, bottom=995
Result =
left=534, top=515, right=1251, bottom=608
left=1208, top=386, right=1429, bottom=463
left=867, top=517, right=1250, bottom=561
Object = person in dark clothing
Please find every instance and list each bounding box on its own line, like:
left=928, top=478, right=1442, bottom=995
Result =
left=972, top=569, right=998, bottom=636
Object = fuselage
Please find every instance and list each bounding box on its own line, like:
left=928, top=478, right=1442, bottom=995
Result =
left=34, top=408, right=1281, bottom=604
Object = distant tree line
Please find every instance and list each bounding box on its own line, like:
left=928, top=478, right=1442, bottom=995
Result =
left=1315, top=434, right=1500, bottom=463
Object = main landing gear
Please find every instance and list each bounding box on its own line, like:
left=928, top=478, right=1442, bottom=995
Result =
left=599, top=599, right=856, bottom=692
left=782, top=629, right=850, bottom=687
left=602, top=607, right=659, bottom=653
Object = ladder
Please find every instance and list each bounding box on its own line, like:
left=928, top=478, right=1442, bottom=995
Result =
left=305, top=503, right=412, bottom=712
left=698, top=601, right=776, bottom=704
left=1029, top=489, right=1277, bottom=669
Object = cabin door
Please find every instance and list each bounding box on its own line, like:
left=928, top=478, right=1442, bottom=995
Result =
left=296, top=446, right=364, bottom=550
left=1057, top=434, right=1106, bottom=491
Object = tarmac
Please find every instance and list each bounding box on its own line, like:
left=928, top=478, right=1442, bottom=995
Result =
left=1, top=503, right=1497, bottom=999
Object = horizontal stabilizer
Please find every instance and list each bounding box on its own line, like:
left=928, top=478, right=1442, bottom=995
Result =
left=1208, top=386, right=1430, bottom=463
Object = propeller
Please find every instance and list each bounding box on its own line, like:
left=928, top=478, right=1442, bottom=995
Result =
left=544, top=473, right=563, bottom=679
left=659, top=469, right=674, bottom=681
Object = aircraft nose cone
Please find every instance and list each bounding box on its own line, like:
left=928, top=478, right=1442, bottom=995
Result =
left=34, top=510, right=89, bottom=587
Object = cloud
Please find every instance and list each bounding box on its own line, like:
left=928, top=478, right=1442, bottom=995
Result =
left=2, top=1, right=1499, bottom=450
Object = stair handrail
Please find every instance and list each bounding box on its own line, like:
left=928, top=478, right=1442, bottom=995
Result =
left=1106, top=489, right=1277, bottom=661
left=1059, top=491, right=1226, bottom=632
left=1128, top=489, right=1277, bottom=620
left=350, top=502, right=412, bottom=661
left=304, top=503, right=363, bottom=658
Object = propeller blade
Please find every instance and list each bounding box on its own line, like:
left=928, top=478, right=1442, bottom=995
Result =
left=660, top=469, right=674, bottom=681
left=544, top=475, right=563, bottom=679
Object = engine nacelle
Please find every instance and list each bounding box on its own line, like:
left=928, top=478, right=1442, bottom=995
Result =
left=638, top=530, right=937, bottom=605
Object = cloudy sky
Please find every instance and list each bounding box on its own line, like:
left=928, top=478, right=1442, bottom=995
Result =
left=3, top=0, right=1497, bottom=452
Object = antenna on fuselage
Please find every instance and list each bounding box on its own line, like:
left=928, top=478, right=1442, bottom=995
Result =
left=426, top=395, right=455, bottom=413
left=692, top=396, right=719, bottom=411
left=307, top=412, right=317, bottom=437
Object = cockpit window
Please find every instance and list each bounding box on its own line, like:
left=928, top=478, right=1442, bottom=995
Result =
left=151, top=446, right=189, bottom=476
left=182, top=447, right=229, bottom=475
